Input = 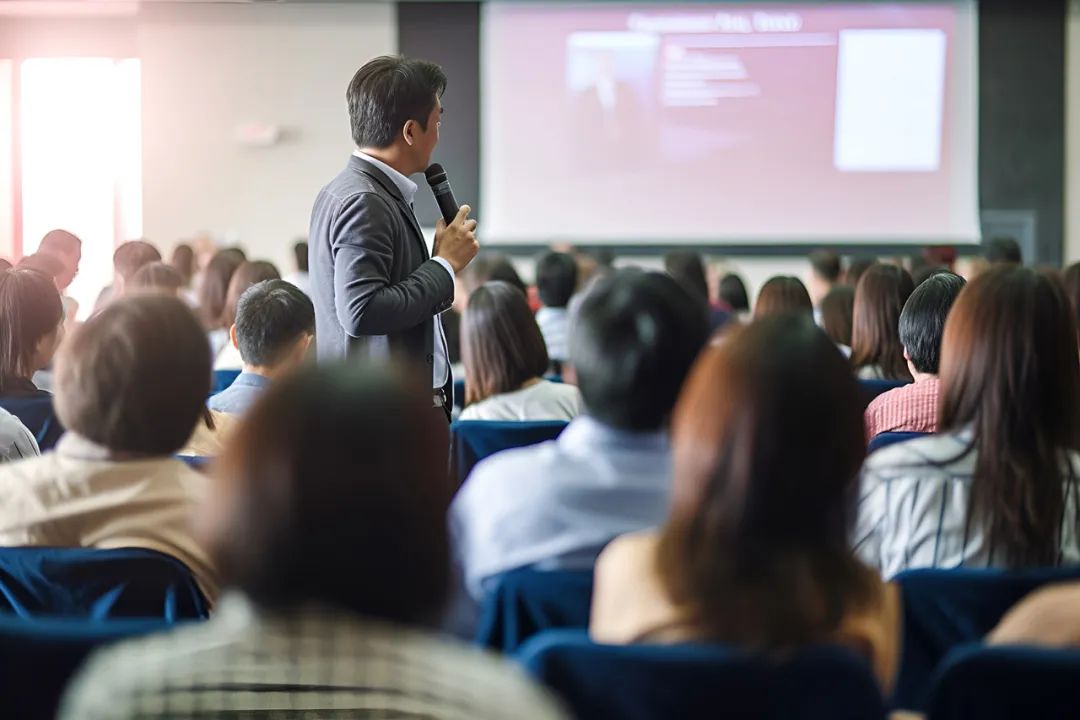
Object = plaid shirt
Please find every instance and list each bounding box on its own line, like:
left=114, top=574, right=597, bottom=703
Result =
left=864, top=377, right=940, bottom=441
left=61, top=594, right=567, bottom=720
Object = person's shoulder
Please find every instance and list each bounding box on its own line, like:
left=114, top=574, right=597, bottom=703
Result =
left=596, top=531, right=657, bottom=580
left=456, top=439, right=566, bottom=506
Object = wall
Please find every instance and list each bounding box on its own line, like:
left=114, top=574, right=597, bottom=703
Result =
left=1067, top=0, right=1080, bottom=262
left=138, top=3, right=396, bottom=272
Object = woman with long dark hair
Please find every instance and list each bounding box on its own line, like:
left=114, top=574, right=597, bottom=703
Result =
left=850, top=264, right=914, bottom=381
left=753, top=276, right=813, bottom=320
left=590, top=316, right=899, bottom=690
left=856, top=266, right=1080, bottom=574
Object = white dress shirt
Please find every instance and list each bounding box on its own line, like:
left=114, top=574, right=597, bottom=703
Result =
left=451, top=415, right=672, bottom=598
left=354, top=151, right=452, bottom=390
left=854, top=428, right=1080, bottom=578
left=0, top=407, right=39, bottom=463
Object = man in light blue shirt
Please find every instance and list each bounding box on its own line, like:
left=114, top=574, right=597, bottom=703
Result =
left=450, top=270, right=709, bottom=598
left=209, top=280, right=315, bottom=417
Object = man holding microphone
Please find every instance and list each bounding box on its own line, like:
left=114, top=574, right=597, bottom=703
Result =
left=309, top=56, right=478, bottom=414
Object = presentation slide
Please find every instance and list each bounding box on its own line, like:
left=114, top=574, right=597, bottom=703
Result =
left=482, top=2, right=979, bottom=244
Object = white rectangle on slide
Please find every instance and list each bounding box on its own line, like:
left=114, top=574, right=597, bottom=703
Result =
left=834, top=29, right=946, bottom=171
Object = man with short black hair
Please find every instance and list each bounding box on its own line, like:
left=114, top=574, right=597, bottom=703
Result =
left=808, top=249, right=842, bottom=307
left=985, top=236, right=1022, bottom=265
left=534, top=251, right=578, bottom=364
left=451, top=270, right=709, bottom=597
left=309, top=56, right=478, bottom=419
left=864, top=271, right=966, bottom=439
left=209, top=280, right=315, bottom=417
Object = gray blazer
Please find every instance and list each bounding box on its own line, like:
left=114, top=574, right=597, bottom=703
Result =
left=309, top=156, right=454, bottom=383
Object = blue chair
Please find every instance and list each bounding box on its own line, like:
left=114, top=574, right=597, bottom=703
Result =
left=0, top=614, right=172, bottom=720
left=210, top=368, right=241, bottom=395
left=475, top=568, right=593, bottom=653
left=867, top=431, right=928, bottom=454
left=926, top=644, right=1080, bottom=720
left=0, top=546, right=210, bottom=621
left=516, top=629, right=887, bottom=720
left=859, top=379, right=910, bottom=407
left=892, top=565, right=1080, bottom=711
left=451, top=420, right=568, bottom=486
left=0, top=394, right=65, bottom=451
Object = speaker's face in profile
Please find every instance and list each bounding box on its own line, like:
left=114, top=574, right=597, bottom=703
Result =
left=406, top=94, right=442, bottom=172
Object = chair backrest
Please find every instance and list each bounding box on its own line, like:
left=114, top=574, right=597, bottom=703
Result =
left=451, top=419, right=568, bottom=487
left=516, top=629, right=887, bottom=720
left=0, top=546, right=210, bottom=621
left=0, top=394, right=65, bottom=451
left=867, top=431, right=929, bottom=454
left=926, top=644, right=1080, bottom=720
left=892, top=565, right=1080, bottom=711
left=211, top=368, right=241, bottom=395
left=475, top=568, right=593, bottom=653
left=0, top=614, right=171, bottom=720
left=859, top=379, right=910, bottom=407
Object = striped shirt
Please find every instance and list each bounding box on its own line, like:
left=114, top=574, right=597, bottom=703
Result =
left=854, top=429, right=1080, bottom=578
left=864, top=376, right=940, bottom=440
left=0, top=407, right=39, bottom=463
left=60, top=593, right=567, bottom=720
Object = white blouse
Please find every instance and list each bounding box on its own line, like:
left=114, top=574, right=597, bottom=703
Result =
left=460, top=380, right=582, bottom=422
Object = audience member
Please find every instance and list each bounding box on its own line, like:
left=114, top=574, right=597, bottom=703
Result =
left=17, top=252, right=66, bottom=286
left=95, top=240, right=163, bottom=310
left=212, top=260, right=280, bottom=367
left=460, top=282, right=581, bottom=421
left=985, top=236, right=1022, bottom=265
left=208, top=280, right=315, bottom=416
left=717, top=272, right=750, bottom=318
left=665, top=250, right=730, bottom=331
left=0, top=407, right=39, bottom=463
left=820, top=285, right=855, bottom=355
left=855, top=266, right=1080, bottom=576
left=845, top=255, right=876, bottom=288
left=0, top=294, right=219, bottom=600
left=129, top=262, right=184, bottom=296
left=955, top=255, right=990, bottom=282
left=850, top=264, right=915, bottom=381
left=590, top=316, right=898, bottom=692
left=452, top=270, right=708, bottom=597
left=0, top=268, right=64, bottom=398
left=0, top=259, right=10, bottom=272
left=455, top=253, right=527, bottom=313
left=197, top=248, right=246, bottom=332
left=864, top=272, right=965, bottom=439
left=753, top=276, right=813, bottom=321
left=169, top=243, right=197, bottom=289
left=534, top=251, right=579, bottom=365
left=283, top=240, right=311, bottom=296
left=39, top=229, right=82, bottom=320
left=808, top=250, right=842, bottom=307
left=60, top=364, right=565, bottom=720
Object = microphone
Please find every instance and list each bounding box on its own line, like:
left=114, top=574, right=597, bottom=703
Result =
left=425, top=163, right=460, bottom=225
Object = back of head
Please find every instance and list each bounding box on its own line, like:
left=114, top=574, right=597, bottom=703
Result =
left=17, top=252, right=65, bottom=281
left=293, top=241, right=309, bottom=273
left=129, top=262, right=184, bottom=296
left=460, top=254, right=528, bottom=299
left=571, top=270, right=708, bottom=431
left=820, top=285, right=855, bottom=347
left=54, top=294, right=210, bottom=455
left=198, top=248, right=246, bottom=329
left=113, top=240, right=163, bottom=281
left=753, top=276, right=813, bottom=321
left=809, top=250, right=842, bottom=283
left=718, top=273, right=750, bottom=313
left=0, top=268, right=64, bottom=392
left=0, top=259, right=10, bottom=272
left=898, top=271, right=965, bottom=375
left=536, top=252, right=579, bottom=309
left=206, top=364, right=451, bottom=623
left=462, top=281, right=548, bottom=405
left=939, top=266, right=1080, bottom=566
left=845, top=256, right=877, bottom=287
left=658, top=316, right=871, bottom=648
left=220, top=260, right=280, bottom=328
left=851, top=263, right=915, bottom=380
left=234, top=280, right=315, bottom=368
left=347, top=56, right=447, bottom=150
left=663, top=251, right=709, bottom=305
left=169, top=244, right=196, bottom=284
left=39, top=229, right=82, bottom=258
left=985, top=237, right=1022, bottom=265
